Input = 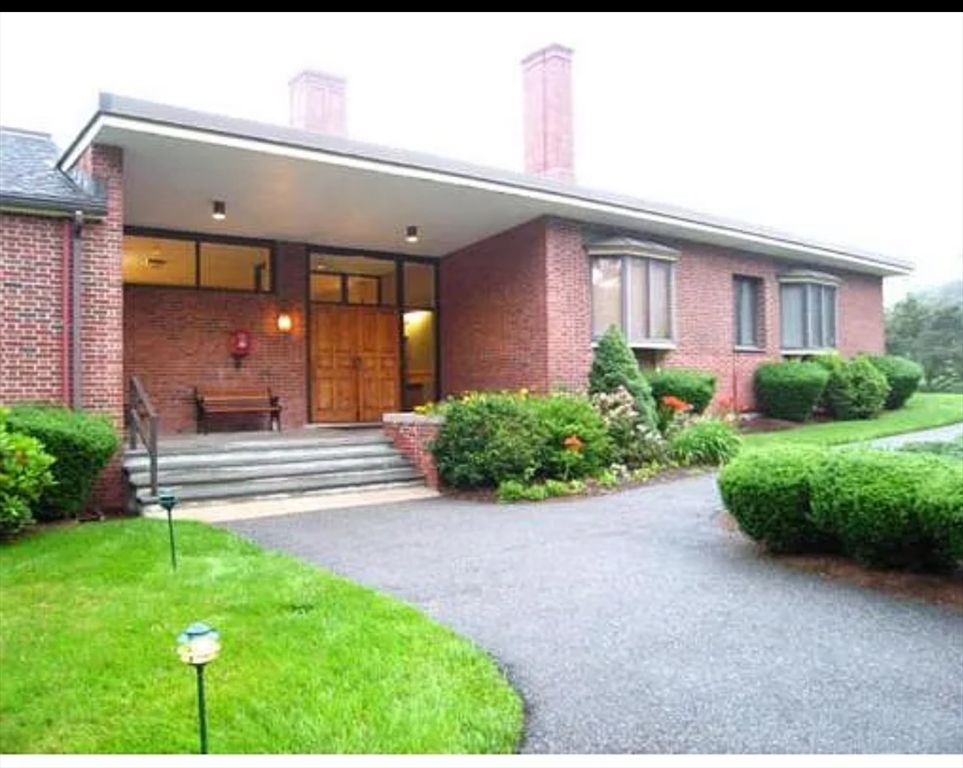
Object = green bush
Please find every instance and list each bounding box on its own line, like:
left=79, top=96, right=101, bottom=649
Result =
left=497, top=480, right=549, bottom=502
left=810, top=449, right=960, bottom=570
left=528, top=392, right=612, bottom=481
left=718, top=446, right=833, bottom=553
left=868, top=355, right=924, bottom=409
left=0, top=408, right=56, bottom=537
left=670, top=419, right=742, bottom=466
left=6, top=404, right=119, bottom=520
left=823, top=356, right=890, bottom=420
left=915, top=465, right=963, bottom=562
left=588, top=326, right=657, bottom=429
left=432, top=391, right=612, bottom=489
left=649, top=368, right=717, bottom=414
left=591, top=387, right=669, bottom=468
left=754, top=361, right=829, bottom=422
left=432, top=392, right=545, bottom=488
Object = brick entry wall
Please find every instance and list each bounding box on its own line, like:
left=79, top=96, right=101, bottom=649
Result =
left=441, top=218, right=550, bottom=394
left=124, top=243, right=308, bottom=434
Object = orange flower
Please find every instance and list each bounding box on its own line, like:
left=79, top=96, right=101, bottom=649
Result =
left=563, top=434, right=584, bottom=452
left=661, top=395, right=691, bottom=413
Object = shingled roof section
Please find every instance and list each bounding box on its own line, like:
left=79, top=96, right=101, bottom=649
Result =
left=0, top=127, right=106, bottom=217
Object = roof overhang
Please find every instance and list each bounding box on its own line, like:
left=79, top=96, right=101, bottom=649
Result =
left=59, top=95, right=913, bottom=277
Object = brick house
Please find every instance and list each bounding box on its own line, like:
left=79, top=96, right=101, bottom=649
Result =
left=1, top=45, right=909, bottom=508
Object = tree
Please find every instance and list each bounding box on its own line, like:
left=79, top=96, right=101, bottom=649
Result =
left=588, top=325, right=657, bottom=427
left=886, top=282, right=963, bottom=392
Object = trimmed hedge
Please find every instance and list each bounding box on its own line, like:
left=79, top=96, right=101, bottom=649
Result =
left=718, top=445, right=832, bottom=553
left=649, top=368, right=717, bottom=415
left=754, top=361, right=829, bottom=422
left=869, top=354, right=924, bottom=409
left=810, top=449, right=961, bottom=570
left=588, top=325, right=657, bottom=429
left=823, top=355, right=890, bottom=420
left=670, top=419, right=741, bottom=467
left=6, top=404, right=120, bottom=520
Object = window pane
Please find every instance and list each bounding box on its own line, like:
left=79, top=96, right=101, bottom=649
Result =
left=404, top=262, right=435, bottom=309
left=200, top=242, right=271, bottom=291
left=808, top=285, right=823, bottom=347
left=347, top=276, right=379, bottom=305
left=822, top=286, right=836, bottom=347
left=592, top=258, right=623, bottom=338
left=781, top=284, right=804, bottom=348
left=649, top=260, right=671, bottom=340
left=310, top=273, right=342, bottom=302
left=403, top=310, right=436, bottom=410
left=122, top=236, right=196, bottom=286
left=735, top=277, right=759, bottom=347
left=628, top=258, right=649, bottom=342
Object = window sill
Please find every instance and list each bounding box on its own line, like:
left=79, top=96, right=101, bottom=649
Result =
left=734, top=345, right=766, bottom=354
left=780, top=348, right=837, bottom=357
left=591, top=340, right=676, bottom=351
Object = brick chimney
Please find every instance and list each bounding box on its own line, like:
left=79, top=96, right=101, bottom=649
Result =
left=522, top=44, right=574, bottom=182
left=289, top=70, right=347, bottom=137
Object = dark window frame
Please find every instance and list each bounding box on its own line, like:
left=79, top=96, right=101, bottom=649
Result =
left=123, top=226, right=275, bottom=294
left=733, top=275, right=763, bottom=350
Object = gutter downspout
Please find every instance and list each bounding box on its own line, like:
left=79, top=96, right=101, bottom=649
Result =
left=61, top=221, right=71, bottom=403
left=71, top=210, right=84, bottom=409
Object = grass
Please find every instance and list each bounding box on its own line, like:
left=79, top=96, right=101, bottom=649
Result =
left=742, top=392, right=963, bottom=449
left=0, top=520, right=522, bottom=754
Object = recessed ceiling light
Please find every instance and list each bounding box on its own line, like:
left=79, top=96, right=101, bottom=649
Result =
left=405, top=225, right=419, bottom=243
left=212, top=200, right=227, bottom=220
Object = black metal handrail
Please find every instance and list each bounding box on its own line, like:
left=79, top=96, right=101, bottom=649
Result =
left=128, top=375, right=159, bottom=497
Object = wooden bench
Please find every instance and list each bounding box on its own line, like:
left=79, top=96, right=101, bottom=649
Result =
left=194, top=387, right=282, bottom=434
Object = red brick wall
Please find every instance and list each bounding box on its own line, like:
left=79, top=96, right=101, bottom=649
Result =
left=79, top=144, right=126, bottom=510
left=0, top=214, right=68, bottom=404
left=545, top=219, right=592, bottom=390
left=659, top=242, right=885, bottom=411
left=124, top=242, right=308, bottom=434
left=383, top=415, right=441, bottom=488
left=838, top=272, right=885, bottom=356
left=440, top=219, right=549, bottom=395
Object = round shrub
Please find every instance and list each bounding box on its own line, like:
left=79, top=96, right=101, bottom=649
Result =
left=0, top=408, right=55, bottom=537
left=528, top=392, right=612, bottom=481
left=754, top=361, right=829, bottom=422
left=6, top=404, right=119, bottom=520
left=432, top=392, right=546, bottom=488
left=810, top=449, right=959, bottom=570
left=823, top=356, right=890, bottom=420
left=649, top=368, right=717, bottom=415
left=718, top=445, right=832, bottom=553
left=589, top=325, right=657, bottom=429
left=669, top=419, right=741, bottom=466
left=868, top=355, right=924, bottom=409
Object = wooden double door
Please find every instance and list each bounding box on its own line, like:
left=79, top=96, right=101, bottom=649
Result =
left=311, top=304, right=399, bottom=423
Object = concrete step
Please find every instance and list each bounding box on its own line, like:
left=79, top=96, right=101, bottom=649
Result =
left=124, top=441, right=399, bottom=472
left=126, top=453, right=411, bottom=487
left=141, top=482, right=440, bottom=523
left=134, top=466, right=423, bottom=504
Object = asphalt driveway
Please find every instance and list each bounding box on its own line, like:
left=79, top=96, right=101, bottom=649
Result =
left=225, top=471, right=963, bottom=753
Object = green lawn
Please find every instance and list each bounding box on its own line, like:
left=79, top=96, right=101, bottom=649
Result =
left=742, top=392, right=963, bottom=450
left=0, top=520, right=522, bottom=754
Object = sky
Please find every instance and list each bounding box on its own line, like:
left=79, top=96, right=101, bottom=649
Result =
left=1, top=12, right=960, bottom=304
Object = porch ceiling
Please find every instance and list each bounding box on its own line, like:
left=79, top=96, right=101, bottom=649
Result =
left=64, top=95, right=912, bottom=275
left=103, top=125, right=546, bottom=257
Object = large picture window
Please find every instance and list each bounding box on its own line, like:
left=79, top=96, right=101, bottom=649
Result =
left=122, top=234, right=272, bottom=292
left=779, top=272, right=838, bottom=351
left=589, top=239, right=677, bottom=346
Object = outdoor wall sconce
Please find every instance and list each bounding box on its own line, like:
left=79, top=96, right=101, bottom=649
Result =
left=405, top=225, right=419, bottom=243
left=177, top=622, right=221, bottom=754
left=276, top=312, right=293, bottom=333
left=212, top=200, right=226, bottom=220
